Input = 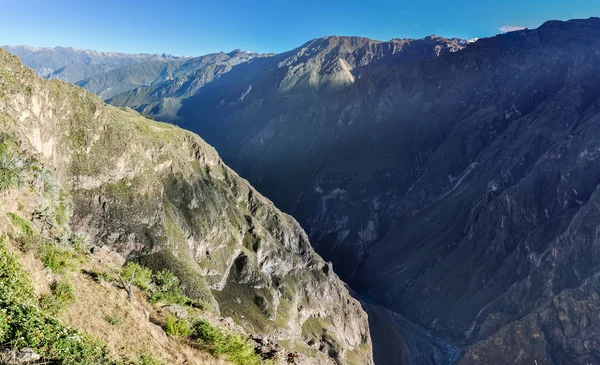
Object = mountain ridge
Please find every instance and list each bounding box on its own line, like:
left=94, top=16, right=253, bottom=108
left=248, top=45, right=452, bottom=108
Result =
left=1, top=45, right=189, bottom=84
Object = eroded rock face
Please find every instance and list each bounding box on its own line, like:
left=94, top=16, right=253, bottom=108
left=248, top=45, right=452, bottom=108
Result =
left=0, top=48, right=372, bottom=365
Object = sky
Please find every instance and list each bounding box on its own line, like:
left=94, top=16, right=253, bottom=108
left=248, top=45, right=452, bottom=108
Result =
left=1, top=0, right=599, bottom=56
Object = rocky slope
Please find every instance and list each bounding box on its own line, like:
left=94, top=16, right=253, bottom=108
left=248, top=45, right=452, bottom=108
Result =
left=0, top=47, right=372, bottom=364
left=2, top=45, right=186, bottom=83
left=117, top=18, right=600, bottom=365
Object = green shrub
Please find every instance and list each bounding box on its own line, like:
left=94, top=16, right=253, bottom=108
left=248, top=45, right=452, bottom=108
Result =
left=137, top=353, right=166, bottom=365
left=149, top=269, right=188, bottom=305
left=105, top=315, right=122, bottom=327
left=121, top=262, right=153, bottom=291
left=41, top=244, right=81, bottom=273
left=39, top=280, right=76, bottom=315
left=164, top=313, right=192, bottom=337
left=193, top=319, right=261, bottom=365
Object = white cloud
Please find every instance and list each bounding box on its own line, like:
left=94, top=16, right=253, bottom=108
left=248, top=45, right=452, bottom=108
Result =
left=499, top=25, right=526, bottom=33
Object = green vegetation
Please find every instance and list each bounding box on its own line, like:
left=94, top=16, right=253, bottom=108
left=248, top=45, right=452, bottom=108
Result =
left=121, top=262, right=153, bottom=291
left=105, top=315, right=123, bottom=327
left=137, top=353, right=166, bottom=365
left=149, top=269, right=189, bottom=305
left=193, top=319, right=261, bottom=365
left=164, top=313, right=192, bottom=337
left=39, top=280, right=76, bottom=315
left=41, top=243, right=82, bottom=273
left=0, top=235, right=114, bottom=364
left=121, top=262, right=206, bottom=308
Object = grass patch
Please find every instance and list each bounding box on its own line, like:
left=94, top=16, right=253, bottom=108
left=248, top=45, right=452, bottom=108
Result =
left=105, top=315, right=123, bottom=328
left=164, top=313, right=192, bottom=337
left=137, top=353, right=166, bottom=365
left=193, top=319, right=261, bottom=365
left=39, top=280, right=76, bottom=315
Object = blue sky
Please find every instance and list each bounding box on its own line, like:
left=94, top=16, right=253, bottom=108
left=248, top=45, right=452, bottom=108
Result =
left=1, top=0, right=599, bottom=56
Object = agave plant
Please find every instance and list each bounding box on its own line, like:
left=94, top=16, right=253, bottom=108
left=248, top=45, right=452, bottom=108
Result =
left=0, top=153, right=21, bottom=192
left=0, top=149, right=32, bottom=192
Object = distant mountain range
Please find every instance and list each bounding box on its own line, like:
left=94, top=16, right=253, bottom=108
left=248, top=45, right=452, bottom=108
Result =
left=8, top=18, right=600, bottom=365
left=1, top=45, right=188, bottom=83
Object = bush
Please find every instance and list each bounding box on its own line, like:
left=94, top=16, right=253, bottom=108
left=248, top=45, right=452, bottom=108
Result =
left=164, top=313, right=192, bottom=337
left=121, top=262, right=153, bottom=291
left=41, top=244, right=81, bottom=273
left=39, top=280, right=76, bottom=315
left=193, top=319, right=261, bottom=365
left=149, top=269, right=188, bottom=305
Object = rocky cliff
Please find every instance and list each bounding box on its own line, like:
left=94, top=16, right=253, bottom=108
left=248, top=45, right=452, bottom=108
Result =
left=0, top=47, right=373, bottom=365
